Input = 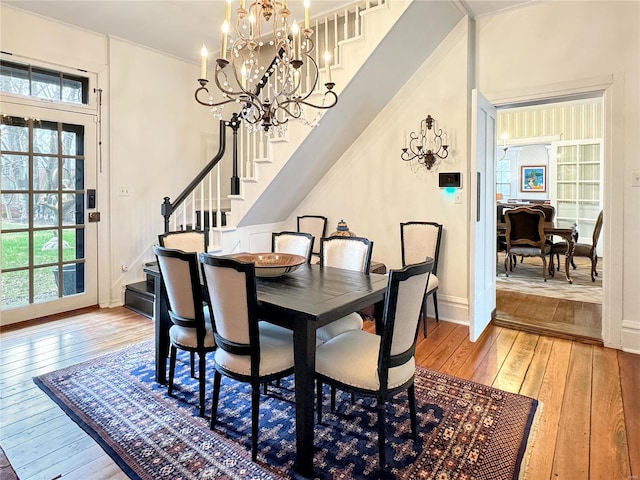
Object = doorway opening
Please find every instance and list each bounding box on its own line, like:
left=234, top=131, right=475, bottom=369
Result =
left=493, top=96, right=603, bottom=344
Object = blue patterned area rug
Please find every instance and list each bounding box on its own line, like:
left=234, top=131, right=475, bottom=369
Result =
left=34, top=341, right=540, bottom=480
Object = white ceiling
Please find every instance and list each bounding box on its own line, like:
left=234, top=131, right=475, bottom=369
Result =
left=3, top=0, right=532, bottom=64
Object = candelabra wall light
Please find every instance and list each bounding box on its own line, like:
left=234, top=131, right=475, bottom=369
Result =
left=499, top=133, right=509, bottom=160
left=195, top=0, right=338, bottom=132
left=400, top=114, right=449, bottom=171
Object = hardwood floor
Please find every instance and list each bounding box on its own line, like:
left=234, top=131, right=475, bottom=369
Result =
left=1, top=307, right=638, bottom=479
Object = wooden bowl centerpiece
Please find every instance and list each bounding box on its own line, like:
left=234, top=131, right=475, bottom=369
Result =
left=233, top=252, right=306, bottom=278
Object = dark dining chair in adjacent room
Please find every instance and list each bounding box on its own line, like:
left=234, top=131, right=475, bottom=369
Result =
left=315, top=236, right=374, bottom=343
left=551, top=210, right=603, bottom=281
left=400, top=221, right=443, bottom=337
left=200, top=254, right=295, bottom=461
left=297, top=215, right=327, bottom=263
left=315, top=259, right=434, bottom=474
left=504, top=207, right=551, bottom=281
left=152, top=245, right=215, bottom=417
left=272, top=231, right=314, bottom=263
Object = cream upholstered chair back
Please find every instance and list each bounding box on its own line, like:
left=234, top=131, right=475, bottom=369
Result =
left=158, top=230, right=206, bottom=254
left=387, top=264, right=433, bottom=357
left=200, top=256, right=255, bottom=346
left=153, top=246, right=201, bottom=322
left=320, top=236, right=373, bottom=273
left=297, top=215, right=327, bottom=256
left=272, top=231, right=314, bottom=263
left=400, top=222, right=443, bottom=275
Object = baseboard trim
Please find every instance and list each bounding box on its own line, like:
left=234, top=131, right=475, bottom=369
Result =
left=621, top=320, right=640, bottom=354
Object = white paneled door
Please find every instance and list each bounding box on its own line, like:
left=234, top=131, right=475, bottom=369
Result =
left=1, top=101, right=98, bottom=324
left=469, top=90, right=497, bottom=342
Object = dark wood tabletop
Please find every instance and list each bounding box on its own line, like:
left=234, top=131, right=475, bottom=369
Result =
left=144, top=262, right=388, bottom=477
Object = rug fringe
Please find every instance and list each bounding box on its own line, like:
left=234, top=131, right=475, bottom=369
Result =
left=518, top=400, right=544, bottom=480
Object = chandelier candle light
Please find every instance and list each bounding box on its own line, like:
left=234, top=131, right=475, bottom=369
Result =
left=196, top=0, right=338, bottom=132
left=401, top=114, right=449, bottom=170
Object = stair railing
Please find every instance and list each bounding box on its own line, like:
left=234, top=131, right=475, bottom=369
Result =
left=161, top=113, right=241, bottom=245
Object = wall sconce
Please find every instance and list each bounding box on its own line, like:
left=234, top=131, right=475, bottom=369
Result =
left=400, top=114, right=449, bottom=170
left=499, top=133, right=509, bottom=160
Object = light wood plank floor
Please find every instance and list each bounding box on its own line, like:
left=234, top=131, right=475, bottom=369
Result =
left=1, top=307, right=638, bottom=479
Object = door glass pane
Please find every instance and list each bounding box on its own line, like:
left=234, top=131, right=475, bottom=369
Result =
left=556, top=145, right=576, bottom=163
left=33, top=122, right=58, bottom=154
left=34, top=229, right=62, bottom=265
left=1, top=270, right=29, bottom=307
left=33, top=156, right=58, bottom=190
left=2, top=230, right=30, bottom=269
left=62, top=78, right=84, bottom=104
left=1, top=155, right=29, bottom=190
left=62, top=124, right=84, bottom=155
left=0, top=62, right=30, bottom=96
left=32, top=68, right=61, bottom=101
left=62, top=158, right=84, bottom=190
left=0, top=122, right=29, bottom=152
left=1, top=193, right=28, bottom=229
left=34, top=265, right=58, bottom=302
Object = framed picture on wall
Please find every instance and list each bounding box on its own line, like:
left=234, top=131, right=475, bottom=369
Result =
left=520, top=165, right=546, bottom=192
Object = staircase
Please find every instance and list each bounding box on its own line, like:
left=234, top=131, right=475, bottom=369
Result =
left=159, top=0, right=415, bottom=250
left=124, top=0, right=465, bottom=314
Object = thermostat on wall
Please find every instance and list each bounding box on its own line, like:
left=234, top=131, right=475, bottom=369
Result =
left=439, top=172, right=462, bottom=188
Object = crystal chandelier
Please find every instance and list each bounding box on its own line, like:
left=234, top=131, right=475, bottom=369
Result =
left=400, top=114, right=449, bottom=170
left=195, top=0, right=338, bottom=132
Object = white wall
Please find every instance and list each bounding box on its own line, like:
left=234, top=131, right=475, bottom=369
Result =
left=477, top=0, right=639, bottom=351
left=286, top=18, right=471, bottom=323
left=107, top=38, right=220, bottom=305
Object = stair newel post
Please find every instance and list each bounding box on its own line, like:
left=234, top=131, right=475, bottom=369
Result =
left=228, top=113, right=241, bottom=196
left=161, top=197, right=173, bottom=233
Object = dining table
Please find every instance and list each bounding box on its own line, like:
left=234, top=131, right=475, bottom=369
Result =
left=497, top=221, right=577, bottom=283
left=144, top=261, right=388, bottom=477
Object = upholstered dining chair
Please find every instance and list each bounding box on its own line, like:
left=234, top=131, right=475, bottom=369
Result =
left=316, top=236, right=374, bottom=343
left=315, top=259, right=434, bottom=474
left=297, top=215, right=327, bottom=263
left=504, top=207, right=551, bottom=281
left=272, top=231, right=314, bottom=264
left=199, top=254, right=295, bottom=461
left=551, top=209, right=603, bottom=282
left=158, top=229, right=207, bottom=254
left=152, top=245, right=215, bottom=417
left=400, top=221, right=443, bottom=337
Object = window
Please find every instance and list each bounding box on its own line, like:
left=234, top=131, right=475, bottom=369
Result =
left=0, top=60, right=89, bottom=105
left=495, top=154, right=511, bottom=199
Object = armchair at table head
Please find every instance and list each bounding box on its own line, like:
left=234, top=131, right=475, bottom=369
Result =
left=297, top=215, right=327, bottom=262
left=504, top=207, right=551, bottom=281
left=400, top=221, right=443, bottom=337
left=316, top=236, right=374, bottom=343
left=199, top=254, right=295, bottom=461
left=314, top=259, right=434, bottom=474
left=152, top=245, right=215, bottom=417
left=271, top=231, right=314, bottom=264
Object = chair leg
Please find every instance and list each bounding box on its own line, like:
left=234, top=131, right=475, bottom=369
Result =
left=408, top=385, right=417, bottom=441
left=542, top=255, right=547, bottom=282
left=432, top=292, right=440, bottom=323
left=377, top=399, right=386, bottom=473
left=198, top=352, right=206, bottom=417
left=168, top=345, right=177, bottom=396
left=591, top=256, right=597, bottom=282
left=190, top=351, right=196, bottom=378
left=251, top=383, right=260, bottom=461
left=210, top=370, right=222, bottom=429
left=504, top=252, right=510, bottom=277
left=316, top=380, right=323, bottom=424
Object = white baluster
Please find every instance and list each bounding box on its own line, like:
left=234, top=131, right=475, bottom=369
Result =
left=355, top=6, right=360, bottom=37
